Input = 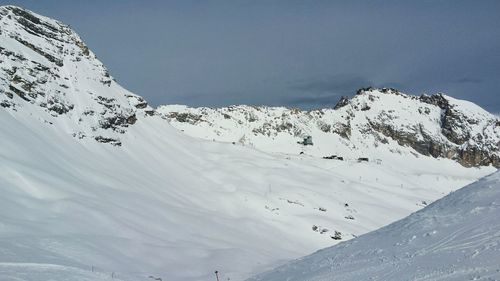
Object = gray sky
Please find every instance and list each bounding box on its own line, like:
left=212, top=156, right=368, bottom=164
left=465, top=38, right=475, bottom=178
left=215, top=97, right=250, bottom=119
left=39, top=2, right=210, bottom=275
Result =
left=3, top=0, right=500, bottom=113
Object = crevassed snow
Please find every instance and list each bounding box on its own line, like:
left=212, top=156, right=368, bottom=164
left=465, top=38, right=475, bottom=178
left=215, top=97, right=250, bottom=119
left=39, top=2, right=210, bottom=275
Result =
left=249, top=171, right=500, bottom=281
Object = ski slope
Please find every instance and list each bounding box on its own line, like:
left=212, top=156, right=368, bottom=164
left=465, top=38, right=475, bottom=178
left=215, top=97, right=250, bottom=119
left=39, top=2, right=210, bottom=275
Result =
left=249, top=171, right=500, bottom=281
left=2, top=106, right=494, bottom=281
left=0, top=263, right=123, bottom=281
left=0, top=5, right=498, bottom=281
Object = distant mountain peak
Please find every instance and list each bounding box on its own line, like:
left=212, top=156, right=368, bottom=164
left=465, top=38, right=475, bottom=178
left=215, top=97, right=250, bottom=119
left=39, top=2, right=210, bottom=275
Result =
left=158, top=89, right=500, bottom=167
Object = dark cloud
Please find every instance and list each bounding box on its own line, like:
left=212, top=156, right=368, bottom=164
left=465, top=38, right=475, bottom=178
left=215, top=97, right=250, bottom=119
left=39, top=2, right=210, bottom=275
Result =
left=290, top=75, right=372, bottom=95
left=286, top=74, right=372, bottom=108
left=454, top=77, right=483, bottom=84
left=286, top=94, right=345, bottom=109
left=4, top=0, right=500, bottom=114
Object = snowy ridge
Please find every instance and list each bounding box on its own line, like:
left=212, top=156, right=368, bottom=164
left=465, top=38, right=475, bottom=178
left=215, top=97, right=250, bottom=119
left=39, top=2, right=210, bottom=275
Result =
left=158, top=88, right=500, bottom=168
left=249, top=170, right=500, bottom=281
left=0, top=6, right=498, bottom=281
left=0, top=5, right=153, bottom=146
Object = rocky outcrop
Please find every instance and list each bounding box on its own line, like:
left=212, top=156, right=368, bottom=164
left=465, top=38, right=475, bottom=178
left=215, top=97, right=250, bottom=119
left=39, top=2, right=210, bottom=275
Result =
left=166, top=112, right=204, bottom=124
left=362, top=90, right=499, bottom=167
left=158, top=89, right=499, bottom=168
left=333, top=96, right=349, bottom=110
left=0, top=6, right=154, bottom=146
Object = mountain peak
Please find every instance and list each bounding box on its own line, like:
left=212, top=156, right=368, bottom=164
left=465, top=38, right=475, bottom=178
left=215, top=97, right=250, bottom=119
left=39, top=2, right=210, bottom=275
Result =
left=0, top=5, right=153, bottom=146
left=159, top=89, right=500, bottom=167
left=0, top=5, right=88, bottom=65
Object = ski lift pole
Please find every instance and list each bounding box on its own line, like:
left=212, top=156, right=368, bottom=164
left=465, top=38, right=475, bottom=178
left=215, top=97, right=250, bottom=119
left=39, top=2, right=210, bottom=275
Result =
left=215, top=270, right=220, bottom=281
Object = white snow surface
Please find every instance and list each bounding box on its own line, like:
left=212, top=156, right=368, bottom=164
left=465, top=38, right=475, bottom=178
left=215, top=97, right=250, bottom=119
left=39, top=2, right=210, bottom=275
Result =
left=0, top=263, right=124, bottom=281
left=3, top=102, right=494, bottom=281
left=249, top=171, right=500, bottom=281
left=0, top=5, right=498, bottom=281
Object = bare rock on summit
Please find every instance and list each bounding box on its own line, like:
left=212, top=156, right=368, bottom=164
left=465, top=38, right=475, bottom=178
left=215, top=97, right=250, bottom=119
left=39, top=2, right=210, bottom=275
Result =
left=0, top=5, right=153, bottom=144
left=158, top=88, right=500, bottom=168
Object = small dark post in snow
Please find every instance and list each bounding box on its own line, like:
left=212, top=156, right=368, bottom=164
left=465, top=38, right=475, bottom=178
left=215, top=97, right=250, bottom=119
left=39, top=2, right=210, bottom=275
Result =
left=215, top=270, right=220, bottom=281
left=91, top=265, right=94, bottom=272
left=111, top=272, right=115, bottom=279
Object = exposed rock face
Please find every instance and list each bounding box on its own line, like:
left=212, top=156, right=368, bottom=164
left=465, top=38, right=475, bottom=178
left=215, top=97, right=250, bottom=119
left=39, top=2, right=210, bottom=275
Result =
left=158, top=89, right=500, bottom=168
left=0, top=6, right=153, bottom=145
left=167, top=112, right=204, bottom=124
left=365, top=90, right=499, bottom=167
left=333, top=96, right=349, bottom=110
left=344, top=89, right=499, bottom=167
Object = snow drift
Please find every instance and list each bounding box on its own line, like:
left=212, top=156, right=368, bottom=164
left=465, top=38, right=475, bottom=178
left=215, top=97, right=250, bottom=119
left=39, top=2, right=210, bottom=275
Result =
left=249, top=171, right=500, bottom=281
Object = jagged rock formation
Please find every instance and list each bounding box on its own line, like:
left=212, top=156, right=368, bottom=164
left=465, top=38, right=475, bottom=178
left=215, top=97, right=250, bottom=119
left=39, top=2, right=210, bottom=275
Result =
left=0, top=5, right=154, bottom=145
left=158, top=88, right=500, bottom=167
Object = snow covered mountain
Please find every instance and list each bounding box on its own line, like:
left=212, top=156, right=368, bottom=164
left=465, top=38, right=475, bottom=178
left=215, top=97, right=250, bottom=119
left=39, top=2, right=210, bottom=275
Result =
left=0, top=5, right=497, bottom=281
left=0, top=5, right=153, bottom=146
left=249, top=170, right=500, bottom=281
left=158, top=88, right=500, bottom=168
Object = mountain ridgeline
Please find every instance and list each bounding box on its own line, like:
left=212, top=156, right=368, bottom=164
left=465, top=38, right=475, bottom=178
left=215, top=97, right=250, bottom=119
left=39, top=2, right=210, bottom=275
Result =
left=1, top=3, right=499, bottom=168
left=159, top=88, right=500, bottom=168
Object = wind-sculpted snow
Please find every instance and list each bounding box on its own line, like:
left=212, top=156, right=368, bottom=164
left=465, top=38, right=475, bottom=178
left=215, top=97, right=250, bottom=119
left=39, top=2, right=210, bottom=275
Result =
left=158, top=88, right=500, bottom=168
left=249, top=171, right=500, bottom=281
left=0, top=5, right=497, bottom=281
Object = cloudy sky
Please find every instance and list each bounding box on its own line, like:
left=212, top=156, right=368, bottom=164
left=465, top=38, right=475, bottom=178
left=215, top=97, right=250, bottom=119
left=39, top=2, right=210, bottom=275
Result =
left=4, top=0, right=500, bottom=113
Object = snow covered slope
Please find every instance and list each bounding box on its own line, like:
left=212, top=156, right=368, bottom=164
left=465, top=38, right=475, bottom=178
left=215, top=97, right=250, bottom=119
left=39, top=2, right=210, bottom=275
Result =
left=0, top=5, right=497, bottom=281
left=249, top=170, right=500, bottom=281
left=158, top=88, right=500, bottom=168
left=3, top=107, right=492, bottom=281
left=0, top=263, right=124, bottom=281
